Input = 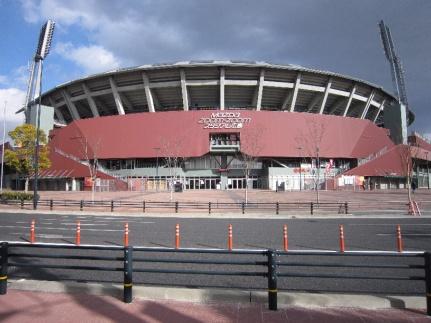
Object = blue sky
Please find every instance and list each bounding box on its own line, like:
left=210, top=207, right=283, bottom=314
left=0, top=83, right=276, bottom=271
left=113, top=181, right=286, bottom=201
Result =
left=1, top=0, right=430, bottom=140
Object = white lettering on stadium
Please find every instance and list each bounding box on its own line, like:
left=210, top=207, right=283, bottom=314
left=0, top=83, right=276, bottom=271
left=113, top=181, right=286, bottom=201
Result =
left=198, top=112, right=251, bottom=129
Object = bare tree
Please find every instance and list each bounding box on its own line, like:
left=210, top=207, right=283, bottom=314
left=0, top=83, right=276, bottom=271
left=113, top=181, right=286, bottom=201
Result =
left=296, top=116, right=326, bottom=203
left=239, top=125, right=265, bottom=204
left=398, top=144, right=419, bottom=204
left=159, top=136, right=186, bottom=202
left=75, top=135, right=101, bottom=202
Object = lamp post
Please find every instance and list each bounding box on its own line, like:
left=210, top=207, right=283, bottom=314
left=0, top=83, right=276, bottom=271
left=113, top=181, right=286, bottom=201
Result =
left=296, top=146, right=303, bottom=191
left=153, top=147, right=160, bottom=192
left=32, top=20, right=55, bottom=210
left=426, top=151, right=430, bottom=190
left=0, top=101, right=6, bottom=193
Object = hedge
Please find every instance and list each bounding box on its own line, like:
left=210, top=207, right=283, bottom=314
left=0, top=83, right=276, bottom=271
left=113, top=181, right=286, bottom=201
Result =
left=0, top=191, right=35, bottom=201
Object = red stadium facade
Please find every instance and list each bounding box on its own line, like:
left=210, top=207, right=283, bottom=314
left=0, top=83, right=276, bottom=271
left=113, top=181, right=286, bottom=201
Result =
left=15, top=61, right=431, bottom=191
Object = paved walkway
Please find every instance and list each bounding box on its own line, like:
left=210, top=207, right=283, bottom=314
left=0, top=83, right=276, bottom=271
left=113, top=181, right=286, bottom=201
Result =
left=0, top=289, right=429, bottom=323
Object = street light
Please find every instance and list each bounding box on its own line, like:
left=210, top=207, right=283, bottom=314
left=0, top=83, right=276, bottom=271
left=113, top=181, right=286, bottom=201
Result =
left=32, top=20, right=55, bottom=210
left=153, top=147, right=160, bottom=192
left=425, top=151, right=430, bottom=190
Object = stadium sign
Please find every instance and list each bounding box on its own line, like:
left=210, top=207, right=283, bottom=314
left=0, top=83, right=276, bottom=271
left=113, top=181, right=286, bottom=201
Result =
left=198, top=112, right=251, bottom=129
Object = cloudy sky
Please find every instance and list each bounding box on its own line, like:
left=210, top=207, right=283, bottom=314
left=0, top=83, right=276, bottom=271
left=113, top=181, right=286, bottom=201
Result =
left=1, top=0, right=430, bottom=140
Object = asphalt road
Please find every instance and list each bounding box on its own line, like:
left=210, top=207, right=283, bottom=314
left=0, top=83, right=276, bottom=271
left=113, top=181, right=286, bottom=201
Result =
left=1, top=212, right=430, bottom=295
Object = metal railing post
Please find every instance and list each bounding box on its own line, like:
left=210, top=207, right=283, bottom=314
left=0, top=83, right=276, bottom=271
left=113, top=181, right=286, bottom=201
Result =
left=208, top=202, right=211, bottom=215
left=123, top=246, right=133, bottom=303
left=50, top=199, right=53, bottom=211
left=425, top=252, right=431, bottom=316
left=310, top=202, right=314, bottom=215
left=276, top=202, right=279, bottom=215
left=175, top=201, right=178, bottom=213
left=267, top=249, right=278, bottom=311
left=143, top=201, right=145, bottom=213
left=241, top=202, right=245, bottom=214
left=80, top=200, right=83, bottom=211
left=0, top=242, right=8, bottom=295
left=20, top=199, right=24, bottom=209
left=111, top=200, right=114, bottom=212
left=344, top=202, right=348, bottom=214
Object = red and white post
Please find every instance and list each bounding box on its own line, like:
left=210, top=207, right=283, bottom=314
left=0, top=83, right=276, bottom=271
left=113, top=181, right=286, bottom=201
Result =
left=175, top=224, right=180, bottom=249
left=124, top=222, right=129, bottom=247
left=30, top=219, right=35, bottom=244
left=283, top=224, right=288, bottom=251
left=228, top=224, right=233, bottom=251
left=76, top=221, right=81, bottom=245
left=396, top=224, right=403, bottom=252
left=339, top=224, right=345, bottom=252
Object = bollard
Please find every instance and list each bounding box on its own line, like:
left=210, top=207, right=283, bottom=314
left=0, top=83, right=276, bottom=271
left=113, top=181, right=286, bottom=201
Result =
left=425, top=252, right=431, bottom=316
left=124, top=223, right=129, bottom=247
left=175, top=201, right=178, bottom=213
left=123, top=246, right=133, bottom=303
left=80, top=200, right=83, bottom=211
left=228, top=224, right=233, bottom=251
left=143, top=201, right=146, bottom=213
left=241, top=202, right=245, bottom=214
left=0, top=242, right=8, bottom=295
left=276, top=202, right=279, bottom=215
left=50, top=199, right=53, bottom=211
left=267, top=249, right=278, bottom=311
left=283, top=225, right=288, bottom=251
left=310, top=202, right=314, bottom=215
left=20, top=199, right=24, bottom=209
left=396, top=225, right=403, bottom=252
left=76, top=221, right=81, bottom=246
left=344, top=202, right=348, bottom=214
left=208, top=202, right=211, bottom=215
left=30, top=219, right=35, bottom=244
left=111, top=200, right=114, bottom=212
left=339, top=224, right=345, bottom=252
left=175, top=224, right=180, bottom=249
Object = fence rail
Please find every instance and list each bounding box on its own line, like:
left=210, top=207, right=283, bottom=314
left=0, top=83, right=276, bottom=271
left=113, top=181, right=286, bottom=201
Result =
left=1, top=199, right=351, bottom=215
left=0, top=241, right=429, bottom=314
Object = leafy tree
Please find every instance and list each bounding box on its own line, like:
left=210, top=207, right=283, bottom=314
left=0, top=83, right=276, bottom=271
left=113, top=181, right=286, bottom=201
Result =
left=5, top=124, right=51, bottom=191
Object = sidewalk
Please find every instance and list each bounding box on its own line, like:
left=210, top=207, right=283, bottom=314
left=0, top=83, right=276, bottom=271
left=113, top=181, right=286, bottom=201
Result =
left=0, top=289, right=429, bottom=323
left=2, top=279, right=429, bottom=322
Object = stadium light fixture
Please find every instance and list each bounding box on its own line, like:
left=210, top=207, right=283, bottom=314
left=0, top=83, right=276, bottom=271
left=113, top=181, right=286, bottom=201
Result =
left=33, top=20, right=55, bottom=210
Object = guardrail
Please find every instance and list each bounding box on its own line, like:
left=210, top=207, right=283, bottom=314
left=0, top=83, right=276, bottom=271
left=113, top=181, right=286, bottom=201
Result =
left=1, top=199, right=350, bottom=215
left=0, top=241, right=429, bottom=314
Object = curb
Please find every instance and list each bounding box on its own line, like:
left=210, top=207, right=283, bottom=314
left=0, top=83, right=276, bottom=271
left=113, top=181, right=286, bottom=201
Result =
left=7, top=279, right=425, bottom=310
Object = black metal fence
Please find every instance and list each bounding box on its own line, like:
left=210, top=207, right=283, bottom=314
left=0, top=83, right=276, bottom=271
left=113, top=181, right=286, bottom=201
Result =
left=1, top=199, right=349, bottom=214
left=0, top=241, right=429, bottom=314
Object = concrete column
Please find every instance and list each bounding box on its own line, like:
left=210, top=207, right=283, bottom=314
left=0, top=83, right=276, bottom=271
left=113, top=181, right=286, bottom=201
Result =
left=180, top=69, right=189, bottom=111
left=256, top=69, right=265, bottom=111
left=361, top=90, right=375, bottom=119
left=289, top=73, right=301, bottom=112
left=82, top=83, right=100, bottom=117
left=61, top=90, right=80, bottom=120
left=319, top=78, right=332, bottom=114
left=142, top=73, right=155, bottom=112
left=373, top=99, right=386, bottom=123
left=109, top=77, right=125, bottom=115
left=343, top=85, right=356, bottom=117
left=72, top=178, right=77, bottom=191
left=220, top=68, right=225, bottom=110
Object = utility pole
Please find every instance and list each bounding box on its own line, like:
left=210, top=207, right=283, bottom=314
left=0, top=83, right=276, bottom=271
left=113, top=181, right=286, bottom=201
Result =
left=0, top=101, right=6, bottom=192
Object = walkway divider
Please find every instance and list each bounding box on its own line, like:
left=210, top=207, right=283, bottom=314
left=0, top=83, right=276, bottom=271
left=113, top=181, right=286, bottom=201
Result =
left=283, top=225, right=288, bottom=251
left=397, top=224, right=403, bottom=252
left=76, top=221, right=81, bottom=246
left=175, top=224, right=180, bottom=249
left=124, top=223, right=129, bottom=247
left=339, top=224, right=345, bottom=252
left=228, top=224, right=233, bottom=251
left=30, top=220, right=35, bottom=244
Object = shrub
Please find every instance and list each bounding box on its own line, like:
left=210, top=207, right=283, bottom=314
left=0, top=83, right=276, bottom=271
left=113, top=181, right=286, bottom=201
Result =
left=0, top=191, right=35, bottom=201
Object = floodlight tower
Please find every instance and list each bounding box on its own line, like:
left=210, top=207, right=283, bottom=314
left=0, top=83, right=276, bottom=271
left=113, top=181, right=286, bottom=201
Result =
left=378, top=20, right=409, bottom=108
left=30, top=20, right=55, bottom=210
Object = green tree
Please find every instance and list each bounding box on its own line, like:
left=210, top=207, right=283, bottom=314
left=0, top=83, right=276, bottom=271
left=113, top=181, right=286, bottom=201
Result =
left=5, top=124, right=51, bottom=191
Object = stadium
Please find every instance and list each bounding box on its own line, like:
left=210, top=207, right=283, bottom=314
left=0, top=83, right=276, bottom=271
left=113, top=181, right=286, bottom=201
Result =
left=17, top=60, right=427, bottom=192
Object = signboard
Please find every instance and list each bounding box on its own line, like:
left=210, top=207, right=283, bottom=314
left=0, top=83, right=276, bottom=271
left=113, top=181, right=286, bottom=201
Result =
left=198, top=112, right=251, bottom=129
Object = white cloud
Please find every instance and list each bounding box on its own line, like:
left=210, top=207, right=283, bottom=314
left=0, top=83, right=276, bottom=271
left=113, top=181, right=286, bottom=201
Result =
left=0, top=75, right=8, bottom=85
left=55, top=42, right=121, bottom=75
left=0, top=88, right=26, bottom=140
